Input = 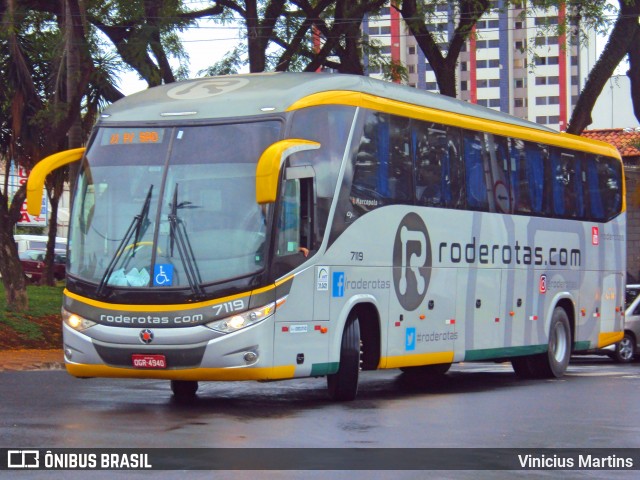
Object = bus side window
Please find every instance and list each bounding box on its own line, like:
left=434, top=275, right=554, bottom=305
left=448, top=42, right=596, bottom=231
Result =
left=524, top=142, right=547, bottom=215
left=463, top=132, right=489, bottom=211
left=586, top=154, right=622, bottom=221
left=350, top=111, right=385, bottom=215
left=445, top=127, right=465, bottom=209
left=350, top=111, right=413, bottom=215
left=511, top=139, right=532, bottom=214
left=414, top=122, right=443, bottom=207
left=276, top=176, right=314, bottom=257
left=273, top=174, right=318, bottom=278
left=550, top=148, right=577, bottom=217
left=486, top=134, right=512, bottom=213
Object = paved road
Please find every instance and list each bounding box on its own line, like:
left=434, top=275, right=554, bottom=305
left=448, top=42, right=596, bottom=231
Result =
left=1, top=357, right=639, bottom=479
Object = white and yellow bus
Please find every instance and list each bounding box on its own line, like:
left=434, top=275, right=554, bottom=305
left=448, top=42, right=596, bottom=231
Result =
left=28, top=73, right=626, bottom=400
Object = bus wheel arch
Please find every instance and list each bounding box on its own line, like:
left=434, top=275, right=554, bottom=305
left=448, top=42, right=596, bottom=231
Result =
left=350, top=302, right=381, bottom=371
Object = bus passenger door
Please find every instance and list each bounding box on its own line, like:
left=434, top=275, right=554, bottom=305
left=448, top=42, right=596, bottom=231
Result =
left=272, top=168, right=332, bottom=375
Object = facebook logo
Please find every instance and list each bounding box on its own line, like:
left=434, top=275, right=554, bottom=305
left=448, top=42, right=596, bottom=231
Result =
left=405, top=327, right=416, bottom=351
left=332, top=271, right=345, bottom=297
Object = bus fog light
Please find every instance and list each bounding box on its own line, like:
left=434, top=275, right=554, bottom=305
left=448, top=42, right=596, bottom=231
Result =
left=244, top=351, right=258, bottom=364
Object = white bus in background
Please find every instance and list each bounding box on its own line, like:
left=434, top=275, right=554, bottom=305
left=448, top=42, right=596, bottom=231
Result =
left=27, top=73, right=626, bottom=401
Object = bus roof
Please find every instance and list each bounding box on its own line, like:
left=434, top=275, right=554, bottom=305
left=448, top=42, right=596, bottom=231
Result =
left=100, top=73, right=618, bottom=158
left=102, top=73, right=546, bottom=128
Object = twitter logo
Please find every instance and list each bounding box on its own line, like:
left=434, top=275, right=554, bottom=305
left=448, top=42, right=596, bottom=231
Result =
left=406, top=327, right=416, bottom=351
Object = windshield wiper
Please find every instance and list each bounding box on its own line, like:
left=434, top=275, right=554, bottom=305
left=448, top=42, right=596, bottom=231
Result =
left=96, top=185, right=153, bottom=297
left=168, top=183, right=204, bottom=298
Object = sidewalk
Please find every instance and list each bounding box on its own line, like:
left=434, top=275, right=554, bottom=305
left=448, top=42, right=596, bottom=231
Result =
left=0, top=349, right=64, bottom=371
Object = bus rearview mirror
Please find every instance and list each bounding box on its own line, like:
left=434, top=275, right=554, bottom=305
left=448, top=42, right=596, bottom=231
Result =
left=255, top=139, right=320, bottom=204
left=26, top=148, right=85, bottom=216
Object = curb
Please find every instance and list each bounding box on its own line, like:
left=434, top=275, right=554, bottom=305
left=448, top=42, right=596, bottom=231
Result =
left=0, top=349, right=64, bottom=372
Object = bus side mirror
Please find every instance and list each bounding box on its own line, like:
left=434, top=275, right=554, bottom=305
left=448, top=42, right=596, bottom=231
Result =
left=255, top=139, right=320, bottom=205
left=26, top=147, right=85, bottom=216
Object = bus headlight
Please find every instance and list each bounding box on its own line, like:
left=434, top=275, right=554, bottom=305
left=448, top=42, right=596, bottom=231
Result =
left=62, top=308, right=96, bottom=332
left=207, top=302, right=276, bottom=334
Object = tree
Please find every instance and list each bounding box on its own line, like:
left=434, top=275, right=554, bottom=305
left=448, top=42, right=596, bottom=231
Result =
left=200, top=1, right=389, bottom=76
left=398, top=0, right=491, bottom=98
left=566, top=0, right=640, bottom=134
left=627, top=22, right=640, bottom=124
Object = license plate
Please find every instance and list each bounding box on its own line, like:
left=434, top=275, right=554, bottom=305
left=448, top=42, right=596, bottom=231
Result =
left=132, top=354, right=166, bottom=369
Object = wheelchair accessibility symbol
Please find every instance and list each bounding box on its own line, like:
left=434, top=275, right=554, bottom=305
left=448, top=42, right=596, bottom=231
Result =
left=153, top=264, right=174, bottom=287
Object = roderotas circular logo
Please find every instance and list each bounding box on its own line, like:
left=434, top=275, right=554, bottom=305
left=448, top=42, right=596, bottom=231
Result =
left=392, top=212, right=432, bottom=311
left=166, top=78, right=250, bottom=100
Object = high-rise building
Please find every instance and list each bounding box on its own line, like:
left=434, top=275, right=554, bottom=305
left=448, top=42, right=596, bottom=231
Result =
left=363, top=1, right=597, bottom=131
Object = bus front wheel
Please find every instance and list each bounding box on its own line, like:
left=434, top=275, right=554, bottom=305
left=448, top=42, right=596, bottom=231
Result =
left=327, top=315, right=361, bottom=401
left=171, top=380, right=198, bottom=399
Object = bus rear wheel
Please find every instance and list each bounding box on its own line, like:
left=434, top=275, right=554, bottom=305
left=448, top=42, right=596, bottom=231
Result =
left=512, top=306, right=571, bottom=379
left=327, top=315, right=361, bottom=401
left=171, top=380, right=198, bottom=399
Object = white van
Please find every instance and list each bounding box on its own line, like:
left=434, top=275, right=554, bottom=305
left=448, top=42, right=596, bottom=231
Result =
left=14, top=234, right=67, bottom=253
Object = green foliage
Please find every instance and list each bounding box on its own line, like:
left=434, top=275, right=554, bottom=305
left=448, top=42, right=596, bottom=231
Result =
left=0, top=284, right=64, bottom=341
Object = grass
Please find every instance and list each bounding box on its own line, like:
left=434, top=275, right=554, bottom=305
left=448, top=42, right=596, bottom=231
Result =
left=0, top=283, right=65, bottom=342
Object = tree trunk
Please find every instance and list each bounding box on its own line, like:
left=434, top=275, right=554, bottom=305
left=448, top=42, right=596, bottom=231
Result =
left=0, top=190, right=28, bottom=311
left=628, top=27, right=640, bottom=124
left=567, top=0, right=640, bottom=134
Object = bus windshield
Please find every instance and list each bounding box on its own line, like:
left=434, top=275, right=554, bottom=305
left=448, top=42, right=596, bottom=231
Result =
left=68, top=121, right=281, bottom=289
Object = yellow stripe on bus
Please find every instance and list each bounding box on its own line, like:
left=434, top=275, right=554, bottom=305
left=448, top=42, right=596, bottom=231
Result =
left=66, top=363, right=296, bottom=381
left=379, top=351, right=454, bottom=369
left=287, top=91, right=621, bottom=159
left=597, top=331, right=624, bottom=348
left=65, top=287, right=258, bottom=313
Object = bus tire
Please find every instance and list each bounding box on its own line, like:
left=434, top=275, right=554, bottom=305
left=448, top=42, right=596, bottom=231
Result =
left=528, top=306, right=572, bottom=378
left=511, top=356, right=537, bottom=379
left=327, top=315, right=361, bottom=401
left=171, top=380, right=198, bottom=398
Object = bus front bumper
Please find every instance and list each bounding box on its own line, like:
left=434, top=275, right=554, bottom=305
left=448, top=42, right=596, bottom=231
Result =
left=62, top=321, right=295, bottom=381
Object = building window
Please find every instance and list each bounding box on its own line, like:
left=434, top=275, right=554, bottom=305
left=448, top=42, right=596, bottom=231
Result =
left=535, top=17, right=559, bottom=26
left=408, top=46, right=416, bottom=55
